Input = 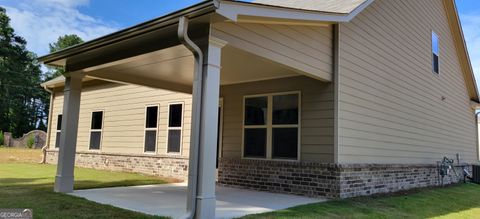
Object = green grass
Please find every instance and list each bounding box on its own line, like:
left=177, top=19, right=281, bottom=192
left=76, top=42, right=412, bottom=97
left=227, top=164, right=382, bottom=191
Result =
left=242, top=184, right=480, bottom=219
left=0, top=148, right=170, bottom=218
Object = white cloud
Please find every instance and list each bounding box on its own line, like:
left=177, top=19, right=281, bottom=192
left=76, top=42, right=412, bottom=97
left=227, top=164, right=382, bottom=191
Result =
left=2, top=0, right=118, bottom=56
left=460, top=13, right=480, bottom=86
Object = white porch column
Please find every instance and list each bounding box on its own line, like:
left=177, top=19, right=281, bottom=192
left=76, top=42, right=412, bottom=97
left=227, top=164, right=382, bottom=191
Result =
left=54, top=73, right=84, bottom=193
left=195, top=37, right=226, bottom=218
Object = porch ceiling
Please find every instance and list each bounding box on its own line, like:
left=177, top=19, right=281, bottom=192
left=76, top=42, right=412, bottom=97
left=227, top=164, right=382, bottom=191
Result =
left=81, top=43, right=299, bottom=93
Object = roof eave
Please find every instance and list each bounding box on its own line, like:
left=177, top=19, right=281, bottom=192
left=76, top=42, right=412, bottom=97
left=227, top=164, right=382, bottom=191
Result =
left=38, top=0, right=218, bottom=66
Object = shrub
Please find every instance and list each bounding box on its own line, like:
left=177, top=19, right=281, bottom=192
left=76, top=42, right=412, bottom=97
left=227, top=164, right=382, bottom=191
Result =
left=26, top=135, right=35, bottom=149
left=0, top=131, right=4, bottom=147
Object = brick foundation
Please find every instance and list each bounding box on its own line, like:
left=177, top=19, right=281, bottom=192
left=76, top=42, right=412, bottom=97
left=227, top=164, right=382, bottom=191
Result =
left=218, top=158, right=467, bottom=198
left=46, top=150, right=189, bottom=180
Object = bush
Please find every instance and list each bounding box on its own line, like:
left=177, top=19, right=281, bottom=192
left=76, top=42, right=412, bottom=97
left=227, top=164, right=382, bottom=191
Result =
left=0, top=131, right=4, bottom=147
left=26, top=135, right=35, bottom=149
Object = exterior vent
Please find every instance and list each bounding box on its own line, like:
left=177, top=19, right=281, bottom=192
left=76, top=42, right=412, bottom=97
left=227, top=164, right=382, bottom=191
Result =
left=473, top=165, right=480, bottom=184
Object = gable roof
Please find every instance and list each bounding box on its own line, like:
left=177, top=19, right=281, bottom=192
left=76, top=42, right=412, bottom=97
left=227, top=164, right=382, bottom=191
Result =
left=37, top=0, right=478, bottom=102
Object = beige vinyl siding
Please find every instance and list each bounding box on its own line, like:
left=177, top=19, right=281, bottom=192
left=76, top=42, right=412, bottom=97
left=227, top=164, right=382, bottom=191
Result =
left=49, top=81, right=192, bottom=156
left=337, top=0, right=477, bottom=163
left=212, top=22, right=333, bottom=81
left=220, top=76, right=334, bottom=162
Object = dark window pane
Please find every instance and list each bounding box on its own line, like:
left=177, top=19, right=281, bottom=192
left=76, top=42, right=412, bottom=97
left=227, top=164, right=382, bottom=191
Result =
left=89, top=131, right=101, bottom=150
left=144, top=130, right=157, bottom=152
left=245, top=97, right=267, bottom=125
left=91, top=111, right=103, bottom=129
left=243, top=128, right=266, bottom=158
left=433, top=54, right=439, bottom=74
left=273, top=94, right=299, bottom=125
left=146, top=106, right=158, bottom=128
left=167, top=130, right=181, bottom=153
left=169, top=104, right=182, bottom=127
left=55, top=132, right=61, bottom=148
left=56, top=115, right=62, bottom=130
left=272, top=128, right=298, bottom=159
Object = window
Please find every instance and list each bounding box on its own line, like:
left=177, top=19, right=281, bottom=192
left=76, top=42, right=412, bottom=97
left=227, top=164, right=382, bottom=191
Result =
left=167, top=103, right=183, bottom=153
left=243, top=92, right=300, bottom=160
left=89, top=111, right=103, bottom=150
left=144, top=106, right=158, bottom=153
left=55, top=114, right=62, bottom=148
left=432, top=31, right=439, bottom=74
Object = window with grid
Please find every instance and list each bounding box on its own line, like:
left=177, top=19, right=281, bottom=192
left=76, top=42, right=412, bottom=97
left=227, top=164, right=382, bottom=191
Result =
left=167, top=103, right=183, bottom=153
left=55, top=114, right=62, bottom=148
left=243, top=92, right=300, bottom=160
left=144, top=106, right=158, bottom=153
left=89, top=111, right=103, bottom=150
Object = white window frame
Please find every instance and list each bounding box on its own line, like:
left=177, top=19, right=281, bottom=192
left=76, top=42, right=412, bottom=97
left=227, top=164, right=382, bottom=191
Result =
left=165, top=102, right=184, bottom=155
left=432, top=31, right=440, bottom=74
left=241, top=91, right=301, bottom=161
left=88, top=110, right=104, bottom=151
left=55, top=114, right=62, bottom=149
left=143, top=104, right=159, bottom=154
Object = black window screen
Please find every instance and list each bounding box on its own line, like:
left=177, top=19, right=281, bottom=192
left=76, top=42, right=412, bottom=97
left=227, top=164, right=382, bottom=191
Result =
left=57, top=114, right=62, bottom=130
left=55, top=132, right=61, bottom=148
left=168, top=104, right=182, bottom=127
left=167, top=130, right=181, bottom=153
left=243, top=128, right=267, bottom=158
left=145, top=106, right=158, bottom=128
left=272, top=128, right=298, bottom=159
left=89, top=131, right=101, bottom=150
left=91, top=111, right=103, bottom=129
left=144, top=130, right=157, bottom=152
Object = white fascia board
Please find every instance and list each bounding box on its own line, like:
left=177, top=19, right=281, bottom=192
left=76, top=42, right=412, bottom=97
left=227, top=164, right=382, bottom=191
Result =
left=216, top=0, right=374, bottom=23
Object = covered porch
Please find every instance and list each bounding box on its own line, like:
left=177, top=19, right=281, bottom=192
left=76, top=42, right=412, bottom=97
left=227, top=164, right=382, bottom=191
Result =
left=39, top=2, right=334, bottom=218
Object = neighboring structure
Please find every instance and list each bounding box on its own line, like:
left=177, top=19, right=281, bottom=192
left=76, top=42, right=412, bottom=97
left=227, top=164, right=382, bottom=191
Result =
left=3, top=130, right=46, bottom=149
left=39, top=0, right=479, bottom=217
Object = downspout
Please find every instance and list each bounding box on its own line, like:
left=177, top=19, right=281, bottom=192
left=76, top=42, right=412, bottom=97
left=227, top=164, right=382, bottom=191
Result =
left=178, top=16, right=204, bottom=219
left=41, top=85, right=54, bottom=164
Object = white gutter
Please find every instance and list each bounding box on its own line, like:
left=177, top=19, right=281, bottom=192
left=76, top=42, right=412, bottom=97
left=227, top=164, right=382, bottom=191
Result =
left=41, top=85, right=54, bottom=164
left=178, top=16, right=204, bottom=219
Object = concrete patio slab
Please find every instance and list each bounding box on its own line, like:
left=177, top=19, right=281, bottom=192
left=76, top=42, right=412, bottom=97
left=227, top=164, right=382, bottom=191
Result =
left=71, top=183, right=325, bottom=219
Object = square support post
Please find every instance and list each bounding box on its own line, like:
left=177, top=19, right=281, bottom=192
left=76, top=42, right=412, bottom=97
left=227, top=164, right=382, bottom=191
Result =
left=194, top=37, right=226, bottom=219
left=54, top=73, right=84, bottom=193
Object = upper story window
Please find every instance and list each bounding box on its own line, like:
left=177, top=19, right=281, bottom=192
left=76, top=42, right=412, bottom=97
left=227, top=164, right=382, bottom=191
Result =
left=432, top=31, right=439, bottom=74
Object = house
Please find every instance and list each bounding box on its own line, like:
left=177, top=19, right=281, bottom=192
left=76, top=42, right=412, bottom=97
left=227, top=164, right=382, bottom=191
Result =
left=39, top=0, right=479, bottom=218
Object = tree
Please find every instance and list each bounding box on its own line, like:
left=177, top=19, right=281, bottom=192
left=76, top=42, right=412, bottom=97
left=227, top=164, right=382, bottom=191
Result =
left=46, top=34, right=84, bottom=78
left=0, top=7, right=45, bottom=136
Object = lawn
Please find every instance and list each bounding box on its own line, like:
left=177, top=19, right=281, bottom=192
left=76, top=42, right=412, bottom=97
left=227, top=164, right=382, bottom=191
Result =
left=0, top=147, right=170, bottom=218
left=242, top=184, right=480, bottom=219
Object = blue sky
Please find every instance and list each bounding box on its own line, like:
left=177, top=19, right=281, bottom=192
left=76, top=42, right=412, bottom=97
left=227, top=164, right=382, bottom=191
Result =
left=0, top=0, right=479, bottom=84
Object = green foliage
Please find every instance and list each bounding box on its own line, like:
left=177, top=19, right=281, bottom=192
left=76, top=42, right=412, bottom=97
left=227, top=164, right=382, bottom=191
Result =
left=0, top=7, right=46, bottom=137
left=45, top=34, right=84, bottom=79
left=0, top=131, right=4, bottom=146
left=26, top=135, right=34, bottom=148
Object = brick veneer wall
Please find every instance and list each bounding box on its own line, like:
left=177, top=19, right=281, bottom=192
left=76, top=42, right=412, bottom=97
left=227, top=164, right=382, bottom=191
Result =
left=46, top=150, right=189, bottom=180
left=218, top=158, right=467, bottom=198
left=217, top=158, right=341, bottom=198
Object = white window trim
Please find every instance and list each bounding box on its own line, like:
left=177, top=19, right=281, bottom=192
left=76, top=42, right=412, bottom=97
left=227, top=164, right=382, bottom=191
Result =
left=143, top=104, right=160, bottom=154
left=241, top=91, right=301, bottom=161
left=165, top=102, right=184, bottom=155
left=54, top=114, right=62, bottom=149
left=432, top=31, right=440, bottom=75
left=88, top=110, right=104, bottom=151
